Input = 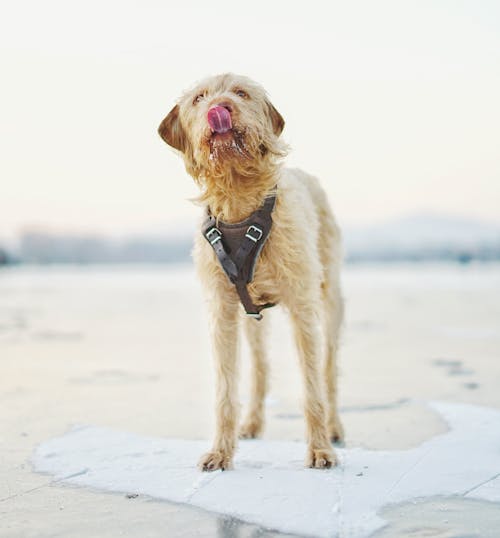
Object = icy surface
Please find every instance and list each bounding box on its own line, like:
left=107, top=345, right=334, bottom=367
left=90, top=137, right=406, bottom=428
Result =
left=33, top=401, right=500, bottom=538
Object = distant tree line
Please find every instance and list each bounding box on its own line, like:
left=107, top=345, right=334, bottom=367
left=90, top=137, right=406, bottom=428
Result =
left=346, top=246, right=500, bottom=264
left=0, top=248, right=9, bottom=265
left=1, top=232, right=193, bottom=265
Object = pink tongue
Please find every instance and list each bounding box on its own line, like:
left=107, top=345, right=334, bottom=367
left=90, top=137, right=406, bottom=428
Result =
left=207, top=106, right=232, bottom=133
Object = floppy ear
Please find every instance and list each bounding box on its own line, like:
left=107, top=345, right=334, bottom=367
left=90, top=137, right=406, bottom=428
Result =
left=158, top=105, right=186, bottom=152
left=266, top=100, right=285, bottom=137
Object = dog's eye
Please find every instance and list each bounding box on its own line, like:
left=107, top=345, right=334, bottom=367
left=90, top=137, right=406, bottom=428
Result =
left=234, top=89, right=248, bottom=99
left=193, top=93, right=205, bottom=105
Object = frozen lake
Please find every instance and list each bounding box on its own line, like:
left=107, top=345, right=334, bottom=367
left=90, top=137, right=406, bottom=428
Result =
left=1, top=262, right=500, bottom=537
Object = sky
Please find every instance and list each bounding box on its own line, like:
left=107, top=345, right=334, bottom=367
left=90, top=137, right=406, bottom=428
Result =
left=0, top=0, right=499, bottom=242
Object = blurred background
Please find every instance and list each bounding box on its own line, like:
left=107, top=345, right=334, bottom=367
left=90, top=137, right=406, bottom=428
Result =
left=1, top=0, right=499, bottom=263
left=1, top=1, right=500, bottom=537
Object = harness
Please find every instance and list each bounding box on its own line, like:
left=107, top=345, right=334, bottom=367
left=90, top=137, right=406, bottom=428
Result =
left=202, top=192, right=277, bottom=321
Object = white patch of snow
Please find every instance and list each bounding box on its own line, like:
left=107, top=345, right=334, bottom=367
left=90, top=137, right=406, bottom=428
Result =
left=33, top=401, right=500, bottom=538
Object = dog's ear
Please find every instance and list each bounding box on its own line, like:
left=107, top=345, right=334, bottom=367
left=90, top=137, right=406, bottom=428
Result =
left=158, top=105, right=186, bottom=152
left=266, top=100, right=285, bottom=137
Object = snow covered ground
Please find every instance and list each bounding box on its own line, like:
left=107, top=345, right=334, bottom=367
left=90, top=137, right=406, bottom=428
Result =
left=1, top=262, right=500, bottom=537
left=33, top=401, right=500, bottom=537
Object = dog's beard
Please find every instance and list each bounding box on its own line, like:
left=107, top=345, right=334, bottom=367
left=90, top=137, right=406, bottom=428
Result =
left=205, top=127, right=252, bottom=165
left=191, top=123, right=284, bottom=182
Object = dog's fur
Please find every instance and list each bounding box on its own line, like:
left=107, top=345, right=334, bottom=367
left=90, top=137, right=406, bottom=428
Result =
left=158, top=74, right=344, bottom=471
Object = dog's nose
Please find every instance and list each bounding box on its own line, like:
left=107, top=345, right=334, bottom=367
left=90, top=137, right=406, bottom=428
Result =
left=215, top=101, right=233, bottom=114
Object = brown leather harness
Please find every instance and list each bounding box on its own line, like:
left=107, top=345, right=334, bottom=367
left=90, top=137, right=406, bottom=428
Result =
left=202, top=192, right=277, bottom=320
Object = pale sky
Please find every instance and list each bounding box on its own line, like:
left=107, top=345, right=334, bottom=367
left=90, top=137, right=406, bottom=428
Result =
left=1, top=0, right=499, bottom=241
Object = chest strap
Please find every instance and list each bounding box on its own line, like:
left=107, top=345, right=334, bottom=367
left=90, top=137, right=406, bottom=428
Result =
left=202, top=193, right=277, bottom=320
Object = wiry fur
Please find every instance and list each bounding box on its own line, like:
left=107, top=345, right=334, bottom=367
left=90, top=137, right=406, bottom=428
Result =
left=158, top=73, right=344, bottom=471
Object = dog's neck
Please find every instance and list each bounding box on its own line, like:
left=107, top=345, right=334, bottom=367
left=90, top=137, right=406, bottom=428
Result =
left=199, top=165, right=278, bottom=223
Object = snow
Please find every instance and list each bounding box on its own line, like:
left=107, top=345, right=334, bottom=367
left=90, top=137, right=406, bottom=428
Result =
left=33, top=401, right=500, bottom=538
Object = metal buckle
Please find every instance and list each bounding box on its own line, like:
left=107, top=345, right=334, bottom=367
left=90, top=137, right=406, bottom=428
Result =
left=246, top=312, right=263, bottom=320
left=205, top=227, right=222, bottom=245
left=245, top=225, right=263, bottom=243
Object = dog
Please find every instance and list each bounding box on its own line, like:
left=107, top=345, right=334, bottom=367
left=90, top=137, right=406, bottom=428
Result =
left=158, top=74, right=344, bottom=471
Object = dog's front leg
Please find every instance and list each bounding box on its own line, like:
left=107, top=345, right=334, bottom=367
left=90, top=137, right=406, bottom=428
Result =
left=290, top=305, right=337, bottom=469
left=239, top=315, right=269, bottom=439
left=199, top=294, right=240, bottom=472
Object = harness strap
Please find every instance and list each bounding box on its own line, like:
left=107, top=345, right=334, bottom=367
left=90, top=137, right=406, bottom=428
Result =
left=204, top=220, right=238, bottom=282
left=232, top=195, right=276, bottom=282
left=234, top=282, right=275, bottom=320
left=202, top=191, right=277, bottom=320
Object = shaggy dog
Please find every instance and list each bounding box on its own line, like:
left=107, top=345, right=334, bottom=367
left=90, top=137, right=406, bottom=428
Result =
left=158, top=74, right=343, bottom=471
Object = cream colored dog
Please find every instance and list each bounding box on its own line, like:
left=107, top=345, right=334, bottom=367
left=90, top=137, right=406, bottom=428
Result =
left=158, top=74, right=343, bottom=471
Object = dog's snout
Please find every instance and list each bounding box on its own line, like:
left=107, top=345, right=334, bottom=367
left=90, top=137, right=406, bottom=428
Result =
left=214, top=101, right=233, bottom=114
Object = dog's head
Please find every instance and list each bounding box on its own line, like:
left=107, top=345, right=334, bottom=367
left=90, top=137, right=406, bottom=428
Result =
left=158, top=74, right=286, bottom=179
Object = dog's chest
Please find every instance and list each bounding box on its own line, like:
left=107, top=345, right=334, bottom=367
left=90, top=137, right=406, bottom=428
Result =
left=246, top=239, right=283, bottom=303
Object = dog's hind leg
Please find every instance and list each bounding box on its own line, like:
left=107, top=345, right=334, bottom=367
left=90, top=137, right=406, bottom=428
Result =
left=322, top=280, right=344, bottom=443
left=240, top=315, right=269, bottom=439
left=314, top=186, right=344, bottom=443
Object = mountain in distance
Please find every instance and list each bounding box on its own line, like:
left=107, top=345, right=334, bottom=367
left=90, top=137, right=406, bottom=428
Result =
left=343, top=213, right=500, bottom=262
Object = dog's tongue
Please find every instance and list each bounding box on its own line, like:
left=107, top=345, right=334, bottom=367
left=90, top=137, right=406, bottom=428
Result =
left=207, top=106, right=232, bottom=133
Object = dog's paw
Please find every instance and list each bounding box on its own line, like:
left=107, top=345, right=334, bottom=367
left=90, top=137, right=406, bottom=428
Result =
left=239, top=419, right=263, bottom=439
left=328, top=417, right=345, bottom=444
left=198, top=450, right=233, bottom=472
left=305, top=447, right=337, bottom=469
